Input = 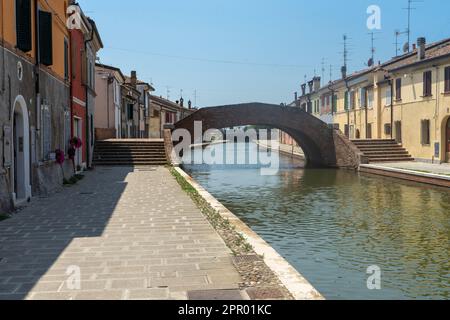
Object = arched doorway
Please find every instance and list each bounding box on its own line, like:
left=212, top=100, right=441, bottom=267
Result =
left=11, top=96, right=31, bottom=204
left=446, top=117, right=450, bottom=163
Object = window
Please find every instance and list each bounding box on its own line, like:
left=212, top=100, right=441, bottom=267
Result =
left=384, top=123, right=392, bottom=136
left=395, top=78, right=402, bottom=100
left=38, top=10, right=53, bottom=66
left=445, top=67, right=450, bottom=93
left=368, top=90, right=374, bottom=108
left=359, top=88, right=367, bottom=108
left=41, top=103, right=52, bottom=160
left=344, top=91, right=349, bottom=111
left=423, top=71, right=432, bottom=97
left=307, top=102, right=313, bottom=114
left=332, top=95, right=338, bottom=113
left=349, top=91, right=356, bottom=110
left=16, top=0, right=32, bottom=52
left=385, top=86, right=392, bottom=106
left=127, top=104, right=134, bottom=120
left=64, top=38, right=69, bottom=80
left=64, top=109, right=71, bottom=153
left=421, top=119, right=430, bottom=145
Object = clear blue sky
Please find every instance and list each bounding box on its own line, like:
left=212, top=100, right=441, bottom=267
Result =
left=78, top=0, right=450, bottom=107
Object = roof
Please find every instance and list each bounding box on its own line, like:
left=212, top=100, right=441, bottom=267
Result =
left=150, top=95, right=196, bottom=113
left=95, top=63, right=125, bottom=82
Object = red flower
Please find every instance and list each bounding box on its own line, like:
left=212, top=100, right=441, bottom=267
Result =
left=55, top=149, right=65, bottom=165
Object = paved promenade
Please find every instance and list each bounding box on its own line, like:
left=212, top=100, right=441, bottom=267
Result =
left=376, top=161, right=450, bottom=176
left=0, top=167, right=242, bottom=300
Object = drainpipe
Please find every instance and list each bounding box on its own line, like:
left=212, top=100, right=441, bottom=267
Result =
left=1, top=0, right=5, bottom=93
left=34, top=0, right=40, bottom=165
left=84, top=28, right=94, bottom=168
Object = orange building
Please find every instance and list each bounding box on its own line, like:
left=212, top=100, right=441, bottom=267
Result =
left=0, top=0, right=81, bottom=211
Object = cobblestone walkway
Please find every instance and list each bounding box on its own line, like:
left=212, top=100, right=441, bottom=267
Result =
left=0, top=167, right=242, bottom=300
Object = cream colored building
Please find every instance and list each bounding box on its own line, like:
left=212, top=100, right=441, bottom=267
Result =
left=292, top=37, right=450, bottom=163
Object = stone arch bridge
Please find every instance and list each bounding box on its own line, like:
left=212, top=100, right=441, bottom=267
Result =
left=173, top=103, right=363, bottom=168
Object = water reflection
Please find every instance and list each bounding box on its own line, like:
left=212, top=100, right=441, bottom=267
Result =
left=183, top=142, right=450, bottom=300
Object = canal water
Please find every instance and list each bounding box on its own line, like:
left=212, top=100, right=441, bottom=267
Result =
left=183, top=142, right=450, bottom=300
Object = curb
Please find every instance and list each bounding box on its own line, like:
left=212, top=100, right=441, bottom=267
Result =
left=360, top=164, right=450, bottom=188
left=174, top=167, right=324, bottom=300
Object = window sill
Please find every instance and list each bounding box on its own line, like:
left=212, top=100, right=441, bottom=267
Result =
left=421, top=95, right=433, bottom=99
left=442, top=92, right=450, bottom=96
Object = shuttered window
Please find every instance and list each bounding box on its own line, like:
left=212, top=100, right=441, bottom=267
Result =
left=421, top=120, right=430, bottom=145
left=385, top=86, right=392, bottom=105
left=127, top=104, right=134, bottom=120
left=344, top=91, right=349, bottom=111
left=359, top=88, right=367, bottom=108
left=445, top=67, right=450, bottom=93
left=41, top=103, right=52, bottom=160
left=38, top=10, right=53, bottom=66
left=15, top=0, right=32, bottom=52
left=64, top=38, right=69, bottom=80
left=423, top=71, right=432, bottom=97
left=332, top=95, right=338, bottom=113
left=395, top=78, right=402, bottom=100
left=64, top=110, right=71, bottom=153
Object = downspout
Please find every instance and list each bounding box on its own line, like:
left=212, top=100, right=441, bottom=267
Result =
left=84, top=28, right=94, bottom=168
left=1, top=0, right=5, bottom=93
left=34, top=0, right=40, bottom=167
left=434, top=65, right=440, bottom=162
left=344, top=80, right=350, bottom=138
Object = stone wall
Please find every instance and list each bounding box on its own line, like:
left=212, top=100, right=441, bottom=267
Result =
left=0, top=44, right=71, bottom=211
left=174, top=103, right=362, bottom=168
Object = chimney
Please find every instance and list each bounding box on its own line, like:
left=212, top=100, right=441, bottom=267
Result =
left=188, top=100, right=192, bottom=109
left=412, top=43, right=417, bottom=51
left=308, top=81, right=313, bottom=94
left=180, top=97, right=184, bottom=107
left=301, top=84, right=306, bottom=96
left=313, top=76, right=321, bottom=92
left=130, top=71, right=137, bottom=87
left=417, top=37, right=426, bottom=60
left=294, top=92, right=298, bottom=101
left=341, top=66, right=347, bottom=79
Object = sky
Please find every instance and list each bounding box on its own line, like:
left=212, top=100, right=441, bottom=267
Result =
left=78, top=0, right=450, bottom=107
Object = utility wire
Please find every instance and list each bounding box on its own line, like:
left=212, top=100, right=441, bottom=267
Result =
left=104, top=46, right=309, bottom=69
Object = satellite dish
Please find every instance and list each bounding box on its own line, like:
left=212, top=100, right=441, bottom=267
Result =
left=403, top=42, right=410, bottom=53
left=368, top=58, right=374, bottom=67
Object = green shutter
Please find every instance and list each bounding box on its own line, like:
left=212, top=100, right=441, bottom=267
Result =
left=16, top=0, right=32, bottom=52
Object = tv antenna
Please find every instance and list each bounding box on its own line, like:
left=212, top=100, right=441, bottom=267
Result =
left=166, top=86, right=171, bottom=100
left=321, top=58, right=326, bottom=82
left=403, top=0, right=423, bottom=53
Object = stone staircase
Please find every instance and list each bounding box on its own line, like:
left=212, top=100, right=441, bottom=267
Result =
left=93, top=140, right=168, bottom=166
left=351, top=139, right=414, bottom=163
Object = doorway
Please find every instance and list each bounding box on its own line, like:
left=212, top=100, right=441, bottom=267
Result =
left=11, top=96, right=31, bottom=204
left=446, top=118, right=450, bottom=163
left=73, top=117, right=82, bottom=170
left=395, top=121, right=402, bottom=144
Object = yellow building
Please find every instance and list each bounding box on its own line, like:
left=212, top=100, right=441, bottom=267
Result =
left=293, top=37, right=450, bottom=163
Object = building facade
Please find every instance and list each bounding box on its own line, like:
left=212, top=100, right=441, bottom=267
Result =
left=0, top=0, right=74, bottom=211
left=292, top=37, right=450, bottom=163
left=68, top=3, right=102, bottom=170
left=94, top=63, right=125, bottom=140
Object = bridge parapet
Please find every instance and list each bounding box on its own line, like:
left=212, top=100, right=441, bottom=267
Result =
left=174, top=103, right=361, bottom=169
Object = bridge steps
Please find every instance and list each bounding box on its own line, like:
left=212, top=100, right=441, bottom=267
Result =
left=93, top=140, right=168, bottom=166
left=351, top=139, right=414, bottom=163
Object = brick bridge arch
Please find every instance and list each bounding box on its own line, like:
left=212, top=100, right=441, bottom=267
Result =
left=174, top=103, right=362, bottom=168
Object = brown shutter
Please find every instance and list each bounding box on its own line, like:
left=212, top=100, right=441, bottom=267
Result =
left=16, top=0, right=32, bottom=52
left=38, top=10, right=53, bottom=66
left=445, top=67, right=450, bottom=92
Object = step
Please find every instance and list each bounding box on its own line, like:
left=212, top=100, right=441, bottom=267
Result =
left=369, top=158, right=414, bottom=163
left=363, top=151, right=410, bottom=156
left=93, top=162, right=168, bottom=166
left=367, top=154, right=413, bottom=159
